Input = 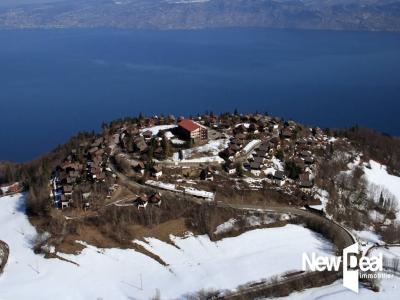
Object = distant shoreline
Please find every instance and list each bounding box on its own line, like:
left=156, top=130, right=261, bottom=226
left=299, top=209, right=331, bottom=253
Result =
left=1, top=26, right=400, bottom=34
left=1, top=0, right=400, bottom=32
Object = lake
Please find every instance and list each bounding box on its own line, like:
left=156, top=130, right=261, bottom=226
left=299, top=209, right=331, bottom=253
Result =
left=0, top=28, right=399, bottom=162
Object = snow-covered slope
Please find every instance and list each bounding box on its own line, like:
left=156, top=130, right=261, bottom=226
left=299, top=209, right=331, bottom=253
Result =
left=267, top=277, right=400, bottom=300
left=140, top=124, right=177, bottom=136
left=273, top=245, right=400, bottom=299
left=369, top=246, right=400, bottom=262
left=171, top=138, right=229, bottom=163
left=364, top=160, right=400, bottom=218
left=0, top=194, right=336, bottom=299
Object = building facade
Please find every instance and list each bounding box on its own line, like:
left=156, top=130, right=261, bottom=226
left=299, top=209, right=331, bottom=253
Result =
left=178, top=119, right=208, bottom=141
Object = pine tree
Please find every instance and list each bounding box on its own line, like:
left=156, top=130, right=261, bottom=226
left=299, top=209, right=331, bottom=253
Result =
left=178, top=150, right=184, bottom=160
left=126, top=135, right=134, bottom=153
left=161, top=137, right=172, bottom=159
left=4, top=164, right=14, bottom=183
left=236, top=163, right=244, bottom=177
left=379, top=192, right=385, bottom=207
left=276, top=150, right=284, bottom=161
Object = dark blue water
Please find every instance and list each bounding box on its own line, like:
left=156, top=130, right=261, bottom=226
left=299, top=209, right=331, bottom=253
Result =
left=1, top=28, right=400, bottom=162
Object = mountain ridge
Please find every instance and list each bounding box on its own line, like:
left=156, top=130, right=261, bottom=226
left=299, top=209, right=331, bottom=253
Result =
left=0, top=0, right=399, bottom=31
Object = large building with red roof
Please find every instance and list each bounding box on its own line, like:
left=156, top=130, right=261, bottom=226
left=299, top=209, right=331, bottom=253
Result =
left=178, top=119, right=208, bottom=141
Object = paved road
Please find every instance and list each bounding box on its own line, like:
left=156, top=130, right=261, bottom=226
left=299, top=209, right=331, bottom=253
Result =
left=365, top=244, right=400, bottom=256
left=216, top=202, right=356, bottom=247
left=216, top=203, right=356, bottom=299
left=221, top=270, right=340, bottom=300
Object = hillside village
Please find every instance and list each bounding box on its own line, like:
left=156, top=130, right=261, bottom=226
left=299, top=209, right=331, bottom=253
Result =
left=48, top=112, right=337, bottom=212
left=1, top=111, right=400, bottom=299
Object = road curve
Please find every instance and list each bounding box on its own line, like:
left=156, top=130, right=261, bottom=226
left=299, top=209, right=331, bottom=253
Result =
left=216, top=202, right=356, bottom=248
left=365, top=244, right=400, bottom=256
left=110, top=161, right=358, bottom=299
left=217, top=204, right=356, bottom=299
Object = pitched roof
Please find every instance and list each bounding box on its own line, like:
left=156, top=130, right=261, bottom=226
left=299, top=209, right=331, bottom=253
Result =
left=178, top=119, right=200, bottom=132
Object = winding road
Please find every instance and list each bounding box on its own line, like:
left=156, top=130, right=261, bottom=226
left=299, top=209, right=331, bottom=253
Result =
left=110, top=160, right=359, bottom=299
left=216, top=203, right=356, bottom=299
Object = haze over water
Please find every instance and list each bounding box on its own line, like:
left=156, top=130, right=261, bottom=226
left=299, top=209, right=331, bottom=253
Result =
left=0, top=28, right=399, bottom=162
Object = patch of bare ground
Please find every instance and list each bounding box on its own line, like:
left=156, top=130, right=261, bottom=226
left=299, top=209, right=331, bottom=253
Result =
left=215, top=186, right=301, bottom=207
left=131, top=243, right=167, bottom=266
left=54, top=226, right=109, bottom=254
left=44, top=252, right=80, bottom=266
left=188, top=150, right=214, bottom=159
left=130, top=218, right=188, bottom=245
left=107, top=186, right=136, bottom=204
left=47, top=218, right=189, bottom=266
left=30, top=188, right=292, bottom=266
left=58, top=209, right=99, bottom=220
left=46, top=232, right=167, bottom=266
